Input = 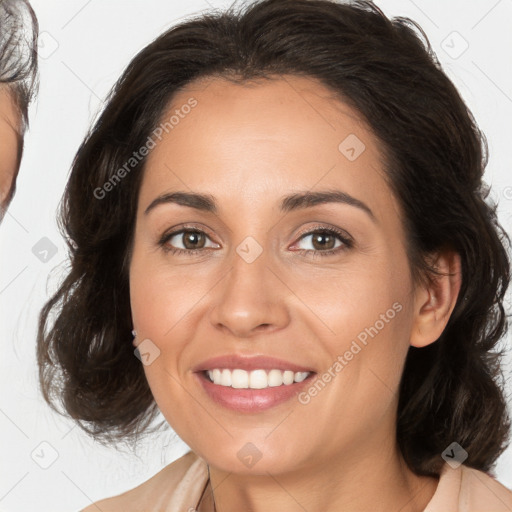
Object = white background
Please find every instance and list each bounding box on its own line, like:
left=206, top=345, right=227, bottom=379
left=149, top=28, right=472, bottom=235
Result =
left=1, top=1, right=511, bottom=510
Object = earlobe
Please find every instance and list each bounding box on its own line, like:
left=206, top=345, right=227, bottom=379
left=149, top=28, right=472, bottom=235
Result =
left=410, top=250, right=462, bottom=348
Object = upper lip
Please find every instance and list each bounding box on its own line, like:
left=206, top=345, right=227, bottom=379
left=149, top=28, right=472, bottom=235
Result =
left=192, top=355, right=316, bottom=373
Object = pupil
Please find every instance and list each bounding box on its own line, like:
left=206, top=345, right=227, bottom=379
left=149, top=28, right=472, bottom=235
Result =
left=185, top=231, right=203, bottom=249
left=313, top=233, right=334, bottom=250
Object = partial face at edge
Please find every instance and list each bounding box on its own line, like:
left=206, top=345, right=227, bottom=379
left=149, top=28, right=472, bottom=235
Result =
left=128, top=75, right=420, bottom=475
left=0, top=87, right=22, bottom=218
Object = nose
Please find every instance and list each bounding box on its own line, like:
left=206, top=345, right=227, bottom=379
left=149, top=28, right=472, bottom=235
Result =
left=208, top=244, right=290, bottom=339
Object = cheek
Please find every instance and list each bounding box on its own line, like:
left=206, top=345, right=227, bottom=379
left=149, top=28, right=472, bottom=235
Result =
left=129, top=254, right=194, bottom=417
left=304, top=253, right=411, bottom=342
left=307, top=249, right=414, bottom=396
left=129, top=248, right=197, bottom=337
left=0, top=148, right=20, bottom=204
left=129, top=267, right=168, bottom=336
left=128, top=248, right=215, bottom=383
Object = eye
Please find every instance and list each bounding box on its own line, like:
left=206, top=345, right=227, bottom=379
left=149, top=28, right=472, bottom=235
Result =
left=158, top=224, right=353, bottom=258
left=292, top=227, right=353, bottom=258
left=159, top=227, right=219, bottom=255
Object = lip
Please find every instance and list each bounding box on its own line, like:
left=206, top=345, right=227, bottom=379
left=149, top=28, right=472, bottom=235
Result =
left=194, top=370, right=316, bottom=413
left=191, top=354, right=315, bottom=373
left=192, top=354, right=317, bottom=413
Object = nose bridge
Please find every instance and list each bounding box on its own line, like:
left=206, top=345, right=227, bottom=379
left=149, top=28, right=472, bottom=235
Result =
left=209, top=231, right=289, bottom=336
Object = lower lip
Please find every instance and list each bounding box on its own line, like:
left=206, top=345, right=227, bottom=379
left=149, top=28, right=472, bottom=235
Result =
left=195, top=371, right=315, bottom=413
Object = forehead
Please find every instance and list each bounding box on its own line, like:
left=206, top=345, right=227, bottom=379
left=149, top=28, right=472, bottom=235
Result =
left=170, top=74, right=369, bottom=148
left=139, top=75, right=397, bottom=221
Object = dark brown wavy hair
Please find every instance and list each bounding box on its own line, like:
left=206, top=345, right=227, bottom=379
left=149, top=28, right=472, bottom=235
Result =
left=37, top=0, right=511, bottom=477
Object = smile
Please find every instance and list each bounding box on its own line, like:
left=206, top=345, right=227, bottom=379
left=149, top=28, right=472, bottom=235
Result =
left=196, top=369, right=316, bottom=413
left=204, top=368, right=311, bottom=389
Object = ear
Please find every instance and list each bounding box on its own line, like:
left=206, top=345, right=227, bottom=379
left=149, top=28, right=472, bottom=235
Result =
left=410, top=249, right=462, bottom=348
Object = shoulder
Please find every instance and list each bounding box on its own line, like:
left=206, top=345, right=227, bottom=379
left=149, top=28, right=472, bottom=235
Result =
left=80, top=450, right=209, bottom=512
left=425, top=462, right=512, bottom=512
left=459, top=464, right=512, bottom=511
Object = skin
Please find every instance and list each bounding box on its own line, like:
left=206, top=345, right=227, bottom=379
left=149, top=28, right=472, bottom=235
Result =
left=0, top=86, right=22, bottom=220
left=129, top=75, right=461, bottom=512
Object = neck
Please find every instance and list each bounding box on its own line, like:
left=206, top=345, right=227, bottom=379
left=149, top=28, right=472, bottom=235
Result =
left=199, top=435, right=438, bottom=512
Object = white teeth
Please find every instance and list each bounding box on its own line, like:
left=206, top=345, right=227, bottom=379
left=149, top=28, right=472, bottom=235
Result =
left=268, top=369, right=283, bottom=387
left=220, top=369, right=232, bottom=386
left=294, top=371, right=309, bottom=383
left=205, top=368, right=311, bottom=388
left=283, top=370, right=294, bottom=385
left=231, top=369, right=249, bottom=389
left=249, top=369, right=268, bottom=389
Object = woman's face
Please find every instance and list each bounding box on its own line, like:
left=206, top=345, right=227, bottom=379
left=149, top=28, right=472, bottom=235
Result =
left=129, top=75, right=420, bottom=475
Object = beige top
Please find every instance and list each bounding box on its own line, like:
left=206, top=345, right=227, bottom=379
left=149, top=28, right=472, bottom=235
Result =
left=81, top=450, right=512, bottom=511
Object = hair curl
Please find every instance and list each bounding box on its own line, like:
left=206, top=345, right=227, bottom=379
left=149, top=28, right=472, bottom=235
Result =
left=37, top=0, right=511, bottom=476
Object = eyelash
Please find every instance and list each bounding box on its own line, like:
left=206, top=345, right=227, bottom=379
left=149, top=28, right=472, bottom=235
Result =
left=158, top=224, right=354, bottom=258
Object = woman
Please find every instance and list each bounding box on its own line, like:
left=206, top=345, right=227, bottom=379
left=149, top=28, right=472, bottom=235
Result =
left=37, top=0, right=512, bottom=510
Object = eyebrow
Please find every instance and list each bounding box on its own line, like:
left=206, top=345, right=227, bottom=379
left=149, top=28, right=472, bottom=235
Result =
left=144, top=189, right=375, bottom=221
